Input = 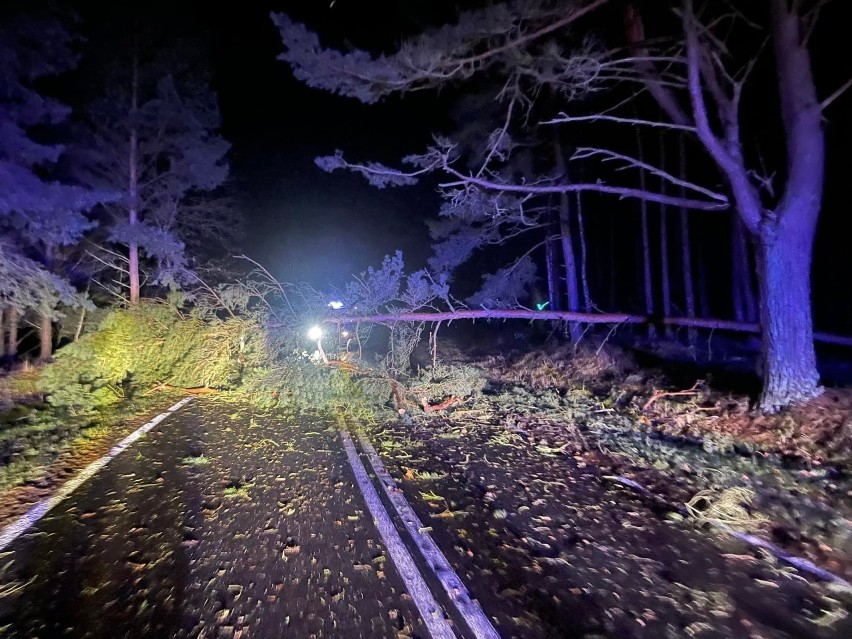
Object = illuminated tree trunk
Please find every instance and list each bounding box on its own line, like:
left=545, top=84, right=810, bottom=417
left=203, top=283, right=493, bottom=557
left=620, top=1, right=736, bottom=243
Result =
left=753, top=0, right=823, bottom=411
left=757, top=222, right=820, bottom=411
left=554, top=141, right=581, bottom=341
left=39, top=314, right=52, bottom=360
left=7, top=308, right=18, bottom=358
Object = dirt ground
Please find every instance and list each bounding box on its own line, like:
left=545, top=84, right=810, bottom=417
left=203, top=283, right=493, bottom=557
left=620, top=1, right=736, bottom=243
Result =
left=367, top=396, right=851, bottom=638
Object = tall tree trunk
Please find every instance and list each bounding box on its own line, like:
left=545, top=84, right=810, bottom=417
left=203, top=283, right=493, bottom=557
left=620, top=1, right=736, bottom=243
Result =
left=7, top=308, right=18, bottom=358
left=545, top=231, right=560, bottom=311
left=627, top=0, right=823, bottom=409
left=755, top=0, right=824, bottom=411
left=39, top=314, right=52, bottom=360
left=637, top=130, right=655, bottom=335
left=554, top=141, right=581, bottom=341
left=757, top=223, right=820, bottom=411
left=558, top=197, right=581, bottom=341
left=576, top=194, right=592, bottom=312
left=128, top=44, right=140, bottom=305
left=659, top=137, right=672, bottom=336
left=678, top=136, right=697, bottom=344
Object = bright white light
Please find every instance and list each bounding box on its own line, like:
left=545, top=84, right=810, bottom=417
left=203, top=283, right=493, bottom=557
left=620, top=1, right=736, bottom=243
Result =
left=341, top=330, right=350, bottom=338
left=328, top=301, right=344, bottom=310
left=307, top=326, right=323, bottom=341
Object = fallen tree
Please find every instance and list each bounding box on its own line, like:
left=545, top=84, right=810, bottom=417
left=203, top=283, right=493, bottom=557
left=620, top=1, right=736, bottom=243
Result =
left=323, top=310, right=852, bottom=349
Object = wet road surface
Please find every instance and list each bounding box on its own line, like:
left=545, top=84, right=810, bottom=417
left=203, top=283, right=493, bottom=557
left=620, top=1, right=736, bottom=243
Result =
left=0, top=400, right=426, bottom=638
left=1, top=398, right=849, bottom=639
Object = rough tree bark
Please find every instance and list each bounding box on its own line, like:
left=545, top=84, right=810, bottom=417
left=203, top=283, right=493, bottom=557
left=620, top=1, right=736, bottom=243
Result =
left=751, top=0, right=824, bottom=410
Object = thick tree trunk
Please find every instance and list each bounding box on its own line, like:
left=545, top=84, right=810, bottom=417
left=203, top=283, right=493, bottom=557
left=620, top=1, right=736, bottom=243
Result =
left=554, top=141, right=581, bottom=341
left=7, top=308, right=18, bottom=358
left=39, top=314, right=52, bottom=360
left=752, top=0, right=824, bottom=411
left=757, top=223, right=821, bottom=412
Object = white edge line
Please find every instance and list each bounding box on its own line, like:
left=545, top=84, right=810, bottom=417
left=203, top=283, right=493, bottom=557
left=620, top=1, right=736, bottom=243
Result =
left=340, top=430, right=458, bottom=639
left=357, top=431, right=501, bottom=639
left=0, top=397, right=194, bottom=552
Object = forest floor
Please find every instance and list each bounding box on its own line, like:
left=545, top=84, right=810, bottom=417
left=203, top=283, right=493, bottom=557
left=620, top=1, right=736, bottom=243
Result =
left=0, top=332, right=850, bottom=638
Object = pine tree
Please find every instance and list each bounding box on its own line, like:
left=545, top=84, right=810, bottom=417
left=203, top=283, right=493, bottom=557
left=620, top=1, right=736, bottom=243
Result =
left=74, top=31, right=230, bottom=304
left=0, top=7, right=112, bottom=356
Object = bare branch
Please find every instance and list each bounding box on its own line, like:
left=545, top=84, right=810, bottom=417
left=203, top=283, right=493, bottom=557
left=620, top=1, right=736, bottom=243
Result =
left=821, top=74, right=852, bottom=111
left=476, top=82, right=518, bottom=178
left=544, top=112, right=696, bottom=132
left=623, top=3, right=692, bottom=126
left=570, top=146, right=725, bottom=201
left=440, top=163, right=728, bottom=211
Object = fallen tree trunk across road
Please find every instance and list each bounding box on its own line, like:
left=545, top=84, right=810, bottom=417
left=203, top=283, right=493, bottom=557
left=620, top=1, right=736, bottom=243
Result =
left=324, top=310, right=852, bottom=348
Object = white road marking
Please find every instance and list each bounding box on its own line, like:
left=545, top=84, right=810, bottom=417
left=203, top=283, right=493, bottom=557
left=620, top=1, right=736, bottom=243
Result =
left=356, top=431, right=501, bottom=639
left=0, top=397, right=193, bottom=552
left=340, top=430, right=458, bottom=639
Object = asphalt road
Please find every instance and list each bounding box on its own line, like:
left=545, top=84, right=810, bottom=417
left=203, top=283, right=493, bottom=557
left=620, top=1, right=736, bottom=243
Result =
left=0, top=400, right=434, bottom=639
left=1, top=398, right=848, bottom=639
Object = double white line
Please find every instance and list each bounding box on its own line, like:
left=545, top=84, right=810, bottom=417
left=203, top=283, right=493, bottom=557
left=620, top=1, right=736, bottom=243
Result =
left=340, top=430, right=501, bottom=639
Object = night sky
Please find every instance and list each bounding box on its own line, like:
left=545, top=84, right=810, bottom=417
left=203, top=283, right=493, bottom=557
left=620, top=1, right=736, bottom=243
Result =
left=201, top=1, right=452, bottom=289
left=62, top=0, right=455, bottom=288
left=29, top=0, right=852, bottom=328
